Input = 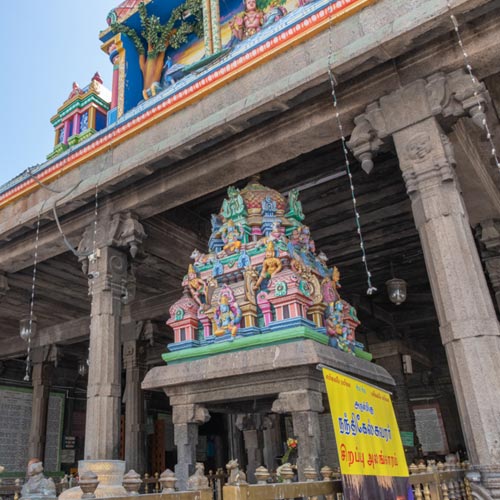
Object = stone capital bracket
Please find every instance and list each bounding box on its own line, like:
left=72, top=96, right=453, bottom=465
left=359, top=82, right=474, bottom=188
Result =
left=235, top=413, right=263, bottom=431
left=122, top=339, right=147, bottom=370
left=77, top=211, right=147, bottom=275
left=271, top=390, right=324, bottom=414
left=347, top=69, right=490, bottom=173
left=86, top=245, right=129, bottom=300
left=172, top=404, right=211, bottom=425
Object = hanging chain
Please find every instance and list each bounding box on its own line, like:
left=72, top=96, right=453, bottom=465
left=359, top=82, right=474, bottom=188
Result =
left=446, top=2, right=499, bottom=169
left=327, top=13, right=377, bottom=295
left=87, top=175, right=101, bottom=366
left=24, top=212, right=42, bottom=382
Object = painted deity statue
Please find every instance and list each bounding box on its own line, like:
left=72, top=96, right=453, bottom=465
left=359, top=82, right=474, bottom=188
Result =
left=322, top=266, right=341, bottom=303
left=269, top=220, right=283, bottom=241
left=288, top=225, right=315, bottom=267
left=208, top=214, right=224, bottom=253
left=165, top=177, right=367, bottom=360
left=261, top=195, right=278, bottom=237
left=254, top=241, right=283, bottom=290
left=214, top=289, right=242, bottom=337
left=230, top=0, right=264, bottom=41
left=286, top=188, right=305, bottom=221
left=262, top=1, right=288, bottom=28
left=221, top=186, right=246, bottom=220
left=20, top=460, right=56, bottom=500
left=325, top=299, right=359, bottom=353
left=186, top=264, right=207, bottom=307
left=221, top=220, right=243, bottom=253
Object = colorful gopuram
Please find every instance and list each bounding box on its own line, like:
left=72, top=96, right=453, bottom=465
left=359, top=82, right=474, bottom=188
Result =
left=47, top=73, right=111, bottom=160
left=165, top=176, right=371, bottom=363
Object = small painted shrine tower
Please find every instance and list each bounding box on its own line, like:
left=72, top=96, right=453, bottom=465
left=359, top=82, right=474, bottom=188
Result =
left=47, top=73, right=111, bottom=160
left=165, top=176, right=371, bottom=363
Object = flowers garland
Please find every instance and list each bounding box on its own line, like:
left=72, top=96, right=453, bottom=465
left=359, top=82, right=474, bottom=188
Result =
left=281, top=438, right=298, bottom=464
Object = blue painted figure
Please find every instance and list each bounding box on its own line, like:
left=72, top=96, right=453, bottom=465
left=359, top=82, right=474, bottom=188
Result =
left=209, top=214, right=224, bottom=253
left=214, top=289, right=242, bottom=337
left=261, top=195, right=277, bottom=237
left=161, top=56, right=186, bottom=87
left=212, top=259, right=224, bottom=277
left=237, top=249, right=251, bottom=269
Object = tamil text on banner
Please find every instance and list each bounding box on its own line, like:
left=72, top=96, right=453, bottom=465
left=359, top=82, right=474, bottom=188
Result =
left=322, top=367, right=413, bottom=500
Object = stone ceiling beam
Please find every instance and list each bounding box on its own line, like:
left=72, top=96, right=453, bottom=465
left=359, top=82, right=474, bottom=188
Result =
left=0, top=289, right=181, bottom=358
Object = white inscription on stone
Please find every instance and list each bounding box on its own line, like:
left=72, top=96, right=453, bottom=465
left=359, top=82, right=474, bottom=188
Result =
left=414, top=407, right=448, bottom=454
left=0, top=388, right=63, bottom=472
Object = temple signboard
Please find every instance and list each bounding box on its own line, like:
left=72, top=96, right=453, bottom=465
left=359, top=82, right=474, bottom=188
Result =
left=323, top=367, right=411, bottom=499
left=0, top=386, right=64, bottom=473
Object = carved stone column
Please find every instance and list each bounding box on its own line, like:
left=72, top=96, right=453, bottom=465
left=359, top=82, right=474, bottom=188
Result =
left=397, top=122, right=500, bottom=490
left=172, top=404, right=210, bottom=491
left=262, top=414, right=282, bottom=472
left=79, top=212, right=146, bottom=460
left=28, top=348, right=55, bottom=460
left=84, top=245, right=128, bottom=459
left=123, top=338, right=146, bottom=474
left=272, top=390, right=323, bottom=480
left=235, top=414, right=264, bottom=483
left=348, top=70, right=500, bottom=493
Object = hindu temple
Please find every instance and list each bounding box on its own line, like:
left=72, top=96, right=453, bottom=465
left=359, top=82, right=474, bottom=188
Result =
left=0, top=0, right=499, bottom=497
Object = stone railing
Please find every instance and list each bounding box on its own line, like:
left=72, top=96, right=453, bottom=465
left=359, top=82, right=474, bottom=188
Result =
left=0, top=460, right=472, bottom=500
left=77, top=469, right=212, bottom=500
left=408, top=462, right=473, bottom=500
left=222, top=465, right=342, bottom=500
left=0, top=477, right=22, bottom=500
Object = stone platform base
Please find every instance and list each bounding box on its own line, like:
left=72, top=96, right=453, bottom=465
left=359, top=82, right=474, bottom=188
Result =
left=59, top=460, right=127, bottom=499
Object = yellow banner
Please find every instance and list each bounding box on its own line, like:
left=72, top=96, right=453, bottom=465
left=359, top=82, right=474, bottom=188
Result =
left=323, top=367, right=408, bottom=477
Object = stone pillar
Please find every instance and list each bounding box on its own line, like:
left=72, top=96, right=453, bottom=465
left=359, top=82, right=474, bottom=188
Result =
left=123, top=339, right=146, bottom=473
left=28, top=352, right=54, bottom=460
left=84, top=245, right=128, bottom=459
left=394, top=118, right=500, bottom=469
left=262, top=414, right=282, bottom=472
left=78, top=212, right=146, bottom=460
left=235, top=414, right=264, bottom=483
left=348, top=70, right=500, bottom=495
left=272, top=390, right=323, bottom=480
left=172, top=404, right=210, bottom=491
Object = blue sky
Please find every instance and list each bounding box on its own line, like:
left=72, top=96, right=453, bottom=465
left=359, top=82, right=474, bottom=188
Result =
left=0, top=0, right=120, bottom=187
